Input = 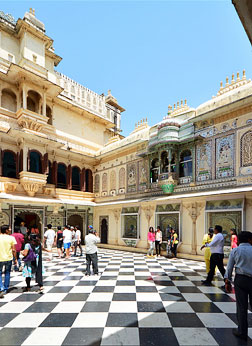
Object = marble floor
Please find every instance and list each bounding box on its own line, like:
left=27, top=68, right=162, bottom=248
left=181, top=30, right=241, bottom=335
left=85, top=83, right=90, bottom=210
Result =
left=0, top=249, right=251, bottom=345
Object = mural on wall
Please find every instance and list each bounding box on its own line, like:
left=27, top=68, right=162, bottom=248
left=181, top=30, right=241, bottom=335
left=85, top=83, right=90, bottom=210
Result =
left=0, top=212, right=9, bottom=226
left=110, top=170, right=116, bottom=191
left=241, top=131, right=252, bottom=167
left=127, top=163, right=137, bottom=193
left=119, top=167, right=126, bottom=189
left=196, top=142, right=212, bottom=181
left=94, top=174, right=100, bottom=193
left=216, top=134, right=234, bottom=179
left=102, top=173, right=107, bottom=192
left=138, top=160, right=148, bottom=191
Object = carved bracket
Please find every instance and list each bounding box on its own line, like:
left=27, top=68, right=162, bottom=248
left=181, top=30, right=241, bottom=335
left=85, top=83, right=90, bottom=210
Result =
left=112, top=208, right=121, bottom=222
left=183, top=202, right=205, bottom=221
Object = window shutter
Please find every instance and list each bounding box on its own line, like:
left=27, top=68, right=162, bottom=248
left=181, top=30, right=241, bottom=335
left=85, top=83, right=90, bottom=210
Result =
left=43, top=153, right=49, bottom=174
left=52, top=161, right=58, bottom=186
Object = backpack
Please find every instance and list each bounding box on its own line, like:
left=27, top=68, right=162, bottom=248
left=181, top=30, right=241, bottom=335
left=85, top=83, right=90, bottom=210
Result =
left=23, top=244, right=37, bottom=262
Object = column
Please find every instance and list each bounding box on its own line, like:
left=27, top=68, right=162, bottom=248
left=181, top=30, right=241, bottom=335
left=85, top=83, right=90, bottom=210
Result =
left=42, top=92, right=46, bottom=116
left=22, top=147, right=28, bottom=171
left=0, top=89, right=2, bottom=108
left=22, top=85, right=27, bottom=109
left=168, top=149, right=172, bottom=174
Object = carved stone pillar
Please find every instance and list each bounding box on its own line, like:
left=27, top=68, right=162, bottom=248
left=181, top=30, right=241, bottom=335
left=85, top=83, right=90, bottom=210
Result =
left=0, top=89, right=2, bottom=108
left=112, top=208, right=121, bottom=245
left=142, top=205, right=155, bottom=247
left=183, top=202, right=204, bottom=255
left=22, top=85, right=27, bottom=109
left=42, top=92, right=46, bottom=116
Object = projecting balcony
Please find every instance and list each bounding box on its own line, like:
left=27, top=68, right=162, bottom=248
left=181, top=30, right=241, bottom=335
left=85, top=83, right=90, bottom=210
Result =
left=19, top=171, right=47, bottom=197
left=17, top=108, right=49, bottom=132
left=158, top=172, right=178, bottom=194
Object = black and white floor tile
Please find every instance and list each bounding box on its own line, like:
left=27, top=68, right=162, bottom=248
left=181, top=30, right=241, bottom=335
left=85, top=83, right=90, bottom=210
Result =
left=0, top=249, right=251, bottom=345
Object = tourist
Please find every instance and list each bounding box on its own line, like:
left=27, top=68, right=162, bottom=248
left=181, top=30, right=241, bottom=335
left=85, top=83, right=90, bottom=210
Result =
left=147, top=226, right=155, bottom=258
left=202, top=227, right=215, bottom=273
left=224, top=231, right=252, bottom=341
left=0, top=225, right=17, bottom=297
left=74, top=225, right=82, bottom=256
left=85, top=228, right=100, bottom=276
left=70, top=226, right=75, bottom=253
left=155, top=226, right=162, bottom=257
left=56, top=226, right=63, bottom=258
left=63, top=225, right=72, bottom=259
left=230, top=228, right=238, bottom=249
left=31, top=225, right=39, bottom=236
left=201, top=225, right=226, bottom=286
left=22, top=234, right=44, bottom=293
left=20, top=221, right=27, bottom=236
left=10, top=226, right=24, bottom=271
left=170, top=229, right=179, bottom=258
left=43, top=224, right=56, bottom=261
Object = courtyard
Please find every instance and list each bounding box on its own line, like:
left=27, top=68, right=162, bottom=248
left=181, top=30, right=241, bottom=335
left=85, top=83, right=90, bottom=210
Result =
left=0, top=249, right=251, bottom=346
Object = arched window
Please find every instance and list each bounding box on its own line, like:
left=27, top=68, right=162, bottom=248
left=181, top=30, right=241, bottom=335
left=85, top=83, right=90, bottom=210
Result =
left=119, top=168, right=125, bottom=189
left=57, top=163, right=67, bottom=189
left=161, top=151, right=168, bottom=173
left=102, top=173, right=108, bottom=192
left=150, top=158, right=159, bottom=183
left=72, top=166, right=81, bottom=191
left=46, top=105, right=53, bottom=125
left=1, top=89, right=17, bottom=112
left=47, top=161, right=53, bottom=184
left=27, top=90, right=41, bottom=114
left=241, top=131, right=252, bottom=167
left=2, top=151, right=16, bottom=178
left=94, top=174, right=100, bottom=193
left=171, top=153, right=176, bottom=173
left=179, top=150, right=192, bottom=177
left=85, top=169, right=93, bottom=192
left=29, top=151, right=42, bottom=173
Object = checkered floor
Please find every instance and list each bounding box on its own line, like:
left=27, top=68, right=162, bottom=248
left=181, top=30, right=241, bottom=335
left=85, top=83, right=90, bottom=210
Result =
left=0, top=249, right=251, bottom=346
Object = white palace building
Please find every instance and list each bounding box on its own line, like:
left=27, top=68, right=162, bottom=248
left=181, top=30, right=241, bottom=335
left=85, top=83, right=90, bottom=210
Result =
left=0, top=8, right=252, bottom=258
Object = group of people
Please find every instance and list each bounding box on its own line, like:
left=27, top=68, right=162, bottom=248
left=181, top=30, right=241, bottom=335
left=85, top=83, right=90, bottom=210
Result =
left=201, top=225, right=252, bottom=341
left=0, top=223, right=100, bottom=297
left=147, top=226, right=179, bottom=258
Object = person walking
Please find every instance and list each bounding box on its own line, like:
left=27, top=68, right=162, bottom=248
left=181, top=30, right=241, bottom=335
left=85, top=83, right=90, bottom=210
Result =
left=202, top=227, right=215, bottom=274
left=0, top=225, right=17, bottom=297
left=230, top=228, right=238, bottom=249
left=155, top=226, right=162, bottom=257
left=56, top=226, right=63, bottom=258
left=43, top=224, right=55, bottom=261
left=201, top=225, right=226, bottom=286
left=10, top=226, right=24, bottom=272
left=170, top=229, right=179, bottom=258
left=224, top=231, right=252, bottom=341
left=74, top=226, right=82, bottom=256
left=85, top=228, right=100, bottom=276
left=22, top=234, right=44, bottom=293
left=147, top=227, right=155, bottom=258
left=63, top=225, right=72, bottom=259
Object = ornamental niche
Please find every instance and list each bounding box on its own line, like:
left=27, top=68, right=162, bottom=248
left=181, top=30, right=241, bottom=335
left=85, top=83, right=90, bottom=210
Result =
left=119, top=168, right=126, bottom=189
left=102, top=173, right=107, bottom=192
left=94, top=174, right=100, bottom=193
left=215, top=135, right=234, bottom=179
left=241, top=131, right=252, bottom=167
left=110, top=170, right=116, bottom=191
left=196, top=142, right=212, bottom=181
left=138, top=160, right=148, bottom=191
left=127, top=163, right=137, bottom=193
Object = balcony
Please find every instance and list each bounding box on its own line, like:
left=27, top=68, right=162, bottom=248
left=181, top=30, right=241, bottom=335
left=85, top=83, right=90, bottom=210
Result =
left=19, top=171, right=47, bottom=197
left=158, top=173, right=177, bottom=194
left=17, top=108, right=49, bottom=132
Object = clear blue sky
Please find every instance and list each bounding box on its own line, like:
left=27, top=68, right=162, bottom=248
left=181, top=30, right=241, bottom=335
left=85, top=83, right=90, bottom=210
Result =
left=2, top=1, right=252, bottom=136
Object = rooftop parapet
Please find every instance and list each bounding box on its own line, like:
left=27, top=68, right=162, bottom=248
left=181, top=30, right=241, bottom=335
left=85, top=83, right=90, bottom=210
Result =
left=131, top=118, right=148, bottom=134
left=213, top=70, right=250, bottom=98
left=167, top=99, right=190, bottom=117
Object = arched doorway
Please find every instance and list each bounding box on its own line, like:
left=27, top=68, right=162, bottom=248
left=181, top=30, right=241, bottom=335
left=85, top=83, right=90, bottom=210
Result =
left=67, top=214, right=84, bottom=244
left=14, top=211, right=42, bottom=238
left=100, top=217, right=108, bottom=244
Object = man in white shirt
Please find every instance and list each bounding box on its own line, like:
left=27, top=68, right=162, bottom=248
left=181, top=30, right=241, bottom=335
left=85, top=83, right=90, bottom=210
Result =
left=74, top=225, right=82, bottom=256
left=43, top=224, right=56, bottom=261
left=85, top=228, right=100, bottom=275
left=63, top=225, right=72, bottom=259
left=201, top=225, right=226, bottom=286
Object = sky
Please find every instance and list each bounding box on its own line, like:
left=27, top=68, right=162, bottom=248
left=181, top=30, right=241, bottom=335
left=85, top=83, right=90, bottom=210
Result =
left=1, top=1, right=252, bottom=136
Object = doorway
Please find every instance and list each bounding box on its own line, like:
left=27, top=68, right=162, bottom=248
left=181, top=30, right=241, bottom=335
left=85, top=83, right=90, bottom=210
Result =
left=14, top=211, right=42, bottom=238
left=101, top=217, right=108, bottom=244
left=67, top=214, right=84, bottom=244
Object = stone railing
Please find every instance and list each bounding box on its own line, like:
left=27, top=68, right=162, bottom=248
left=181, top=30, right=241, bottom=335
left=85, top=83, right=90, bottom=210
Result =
left=55, top=71, right=107, bottom=118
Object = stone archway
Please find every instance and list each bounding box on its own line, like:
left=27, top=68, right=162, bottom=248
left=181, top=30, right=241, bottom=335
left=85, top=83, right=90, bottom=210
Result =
left=14, top=209, right=43, bottom=238
left=67, top=214, right=84, bottom=244
left=100, top=216, right=108, bottom=244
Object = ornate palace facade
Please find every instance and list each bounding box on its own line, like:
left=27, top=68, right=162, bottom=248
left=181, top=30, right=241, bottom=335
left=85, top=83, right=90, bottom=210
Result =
left=0, top=9, right=252, bottom=256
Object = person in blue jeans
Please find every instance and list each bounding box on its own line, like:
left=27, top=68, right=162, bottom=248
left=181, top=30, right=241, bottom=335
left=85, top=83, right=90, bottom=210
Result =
left=0, top=225, right=17, bottom=297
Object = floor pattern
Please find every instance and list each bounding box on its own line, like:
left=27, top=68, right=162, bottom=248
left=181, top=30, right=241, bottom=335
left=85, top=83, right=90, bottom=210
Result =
left=0, top=249, right=251, bottom=345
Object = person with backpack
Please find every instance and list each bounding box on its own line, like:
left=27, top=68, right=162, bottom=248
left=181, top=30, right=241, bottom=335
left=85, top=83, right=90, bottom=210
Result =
left=21, top=234, right=44, bottom=293
left=170, top=229, right=179, bottom=258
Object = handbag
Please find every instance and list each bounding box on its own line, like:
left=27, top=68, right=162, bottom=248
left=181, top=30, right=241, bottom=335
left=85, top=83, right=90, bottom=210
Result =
left=23, top=245, right=37, bottom=262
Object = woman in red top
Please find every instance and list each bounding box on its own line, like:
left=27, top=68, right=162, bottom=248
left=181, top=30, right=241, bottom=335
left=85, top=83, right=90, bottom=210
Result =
left=230, top=228, right=238, bottom=249
left=147, top=227, right=155, bottom=258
